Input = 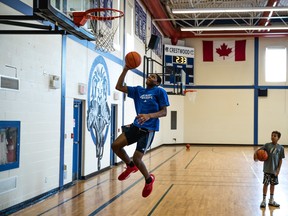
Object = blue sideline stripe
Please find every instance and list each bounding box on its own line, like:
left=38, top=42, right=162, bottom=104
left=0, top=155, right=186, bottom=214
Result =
left=59, top=35, right=67, bottom=188
left=166, top=85, right=288, bottom=90
left=170, top=85, right=288, bottom=90
left=0, top=0, right=32, bottom=15
left=147, top=184, right=174, bottom=216
left=180, top=85, right=254, bottom=89
left=254, top=37, right=259, bottom=145
left=67, top=35, right=143, bottom=77
left=257, top=86, right=288, bottom=89
left=67, top=35, right=122, bottom=64
left=88, top=148, right=184, bottom=216
left=0, top=188, right=59, bottom=215
left=38, top=179, right=109, bottom=216
left=67, top=35, right=123, bottom=65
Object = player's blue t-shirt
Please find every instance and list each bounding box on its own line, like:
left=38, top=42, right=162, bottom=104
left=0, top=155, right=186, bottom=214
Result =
left=127, top=86, right=170, bottom=131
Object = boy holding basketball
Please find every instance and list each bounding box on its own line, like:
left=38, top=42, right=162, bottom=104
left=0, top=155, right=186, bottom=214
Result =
left=112, top=63, right=169, bottom=198
left=254, top=131, right=285, bottom=208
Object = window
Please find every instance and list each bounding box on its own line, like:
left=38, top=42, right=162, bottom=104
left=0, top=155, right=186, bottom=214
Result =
left=0, top=121, right=20, bottom=172
left=126, top=1, right=134, bottom=52
left=171, top=111, right=177, bottom=130
left=265, top=47, right=287, bottom=82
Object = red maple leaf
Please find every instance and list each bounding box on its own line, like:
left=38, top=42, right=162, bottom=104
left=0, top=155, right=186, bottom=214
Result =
left=216, top=43, right=232, bottom=60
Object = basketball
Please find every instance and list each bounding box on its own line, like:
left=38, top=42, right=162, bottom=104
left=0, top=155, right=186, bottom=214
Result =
left=125, top=51, right=141, bottom=69
left=256, top=149, right=268, bottom=161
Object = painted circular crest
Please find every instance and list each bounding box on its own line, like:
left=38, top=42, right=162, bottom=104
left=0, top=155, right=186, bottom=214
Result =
left=87, top=55, right=111, bottom=169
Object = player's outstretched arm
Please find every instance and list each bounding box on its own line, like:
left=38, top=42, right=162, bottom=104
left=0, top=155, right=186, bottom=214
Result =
left=116, top=66, right=129, bottom=93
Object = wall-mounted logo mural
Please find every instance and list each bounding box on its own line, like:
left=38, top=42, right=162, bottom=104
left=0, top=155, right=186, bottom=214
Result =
left=87, top=56, right=111, bottom=170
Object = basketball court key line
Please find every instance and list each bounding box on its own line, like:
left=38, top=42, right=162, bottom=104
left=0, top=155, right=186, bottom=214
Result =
left=36, top=148, right=174, bottom=215
left=37, top=179, right=109, bottom=216
left=147, top=184, right=174, bottom=216
left=185, top=151, right=200, bottom=169
left=88, top=149, right=184, bottom=216
left=37, top=148, right=172, bottom=215
left=242, top=151, right=261, bottom=183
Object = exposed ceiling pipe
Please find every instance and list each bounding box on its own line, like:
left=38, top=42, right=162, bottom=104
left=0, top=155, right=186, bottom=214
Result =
left=258, top=0, right=279, bottom=26
left=163, top=0, right=177, bottom=27
left=141, top=0, right=287, bottom=40
left=141, top=0, right=195, bottom=44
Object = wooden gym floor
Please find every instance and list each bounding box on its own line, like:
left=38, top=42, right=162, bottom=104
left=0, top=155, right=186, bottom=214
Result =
left=10, top=145, right=288, bottom=216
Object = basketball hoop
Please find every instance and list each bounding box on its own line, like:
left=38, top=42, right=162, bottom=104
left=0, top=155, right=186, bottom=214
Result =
left=184, top=90, right=197, bottom=103
left=73, top=8, right=124, bottom=52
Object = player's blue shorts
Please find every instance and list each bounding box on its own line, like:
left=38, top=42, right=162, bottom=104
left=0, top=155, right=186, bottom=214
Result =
left=122, top=124, right=155, bottom=154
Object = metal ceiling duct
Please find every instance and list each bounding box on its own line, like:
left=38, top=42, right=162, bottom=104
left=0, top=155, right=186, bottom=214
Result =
left=258, top=0, right=279, bottom=26
left=141, top=0, right=195, bottom=45
left=142, top=0, right=288, bottom=42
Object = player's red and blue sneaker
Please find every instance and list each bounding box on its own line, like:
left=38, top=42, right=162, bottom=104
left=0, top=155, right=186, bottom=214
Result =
left=118, top=165, right=139, bottom=181
left=142, top=174, right=155, bottom=198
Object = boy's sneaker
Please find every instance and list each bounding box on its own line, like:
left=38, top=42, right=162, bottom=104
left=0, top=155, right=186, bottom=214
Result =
left=142, top=174, right=155, bottom=198
left=260, top=201, right=266, bottom=208
left=268, top=200, right=280, bottom=207
left=118, top=165, right=138, bottom=181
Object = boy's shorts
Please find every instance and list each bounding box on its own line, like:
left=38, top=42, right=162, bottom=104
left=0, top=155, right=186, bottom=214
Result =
left=121, top=124, right=155, bottom=154
left=263, top=173, right=279, bottom=185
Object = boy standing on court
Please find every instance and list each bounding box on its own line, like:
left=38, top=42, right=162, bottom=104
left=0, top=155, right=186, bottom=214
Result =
left=112, top=65, right=170, bottom=198
left=254, top=131, right=285, bottom=208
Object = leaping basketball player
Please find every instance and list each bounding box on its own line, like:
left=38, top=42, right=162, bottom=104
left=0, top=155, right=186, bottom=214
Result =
left=112, top=65, right=170, bottom=197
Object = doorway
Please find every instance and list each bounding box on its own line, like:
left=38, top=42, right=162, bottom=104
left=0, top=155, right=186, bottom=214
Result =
left=110, top=104, right=118, bottom=166
left=73, top=100, right=83, bottom=181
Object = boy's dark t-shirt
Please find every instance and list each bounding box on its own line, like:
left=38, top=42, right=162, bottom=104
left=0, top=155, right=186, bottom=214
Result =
left=261, top=143, right=285, bottom=175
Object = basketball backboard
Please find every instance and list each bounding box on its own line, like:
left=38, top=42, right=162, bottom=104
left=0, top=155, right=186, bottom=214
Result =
left=35, top=0, right=123, bottom=52
left=0, top=0, right=122, bottom=51
left=33, top=0, right=95, bottom=41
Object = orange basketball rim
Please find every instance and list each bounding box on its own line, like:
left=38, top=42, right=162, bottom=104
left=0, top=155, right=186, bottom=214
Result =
left=73, top=8, right=124, bottom=26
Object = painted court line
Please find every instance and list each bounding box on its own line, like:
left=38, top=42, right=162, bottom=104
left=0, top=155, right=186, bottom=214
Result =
left=147, top=184, right=174, bottom=216
left=242, top=151, right=261, bottom=183
left=185, top=151, right=200, bottom=169
left=88, top=148, right=184, bottom=215
left=37, top=179, right=109, bottom=216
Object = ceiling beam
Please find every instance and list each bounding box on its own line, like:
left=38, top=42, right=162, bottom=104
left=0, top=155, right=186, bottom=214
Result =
left=258, top=0, right=279, bottom=26
left=172, top=6, right=288, bottom=14
left=181, top=26, right=288, bottom=31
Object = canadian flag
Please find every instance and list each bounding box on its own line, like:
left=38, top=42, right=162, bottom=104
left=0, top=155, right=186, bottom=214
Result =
left=203, top=40, right=246, bottom=62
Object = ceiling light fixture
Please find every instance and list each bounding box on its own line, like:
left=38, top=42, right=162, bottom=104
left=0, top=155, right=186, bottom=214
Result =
left=172, top=7, right=288, bottom=14
left=181, top=26, right=288, bottom=31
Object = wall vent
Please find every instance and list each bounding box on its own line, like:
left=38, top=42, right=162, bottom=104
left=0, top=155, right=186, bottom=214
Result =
left=0, top=176, right=17, bottom=195
left=0, top=75, right=20, bottom=90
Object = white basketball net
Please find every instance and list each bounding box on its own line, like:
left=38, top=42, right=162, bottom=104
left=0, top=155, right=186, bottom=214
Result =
left=185, top=90, right=197, bottom=103
left=90, top=19, right=118, bottom=52
left=72, top=8, right=123, bottom=52
left=89, top=10, right=122, bottom=52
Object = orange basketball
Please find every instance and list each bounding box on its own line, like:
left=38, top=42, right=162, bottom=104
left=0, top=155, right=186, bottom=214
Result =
left=125, top=51, right=141, bottom=69
left=257, top=149, right=268, bottom=161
